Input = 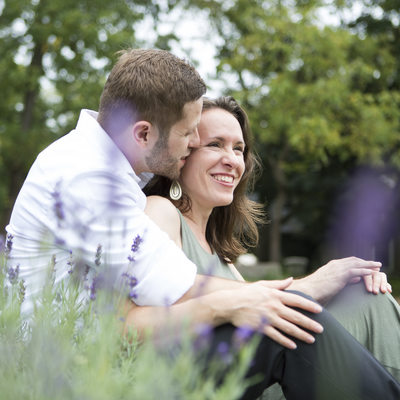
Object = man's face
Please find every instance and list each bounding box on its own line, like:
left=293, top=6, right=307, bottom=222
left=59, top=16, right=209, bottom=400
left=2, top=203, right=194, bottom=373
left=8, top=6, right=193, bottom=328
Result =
left=146, top=98, right=202, bottom=180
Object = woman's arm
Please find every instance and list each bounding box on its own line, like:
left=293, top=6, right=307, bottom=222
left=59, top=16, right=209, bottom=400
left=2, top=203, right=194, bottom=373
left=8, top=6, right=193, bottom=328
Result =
left=288, top=257, right=389, bottom=305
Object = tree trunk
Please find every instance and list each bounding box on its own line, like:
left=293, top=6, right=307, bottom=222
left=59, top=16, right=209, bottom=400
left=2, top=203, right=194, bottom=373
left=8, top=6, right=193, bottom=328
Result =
left=268, top=157, right=287, bottom=263
left=269, top=184, right=286, bottom=262
left=21, top=43, right=44, bottom=132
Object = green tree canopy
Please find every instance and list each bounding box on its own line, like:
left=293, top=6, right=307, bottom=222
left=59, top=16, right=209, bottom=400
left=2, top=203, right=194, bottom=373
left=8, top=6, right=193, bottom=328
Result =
left=188, top=0, right=400, bottom=264
left=0, top=0, right=180, bottom=227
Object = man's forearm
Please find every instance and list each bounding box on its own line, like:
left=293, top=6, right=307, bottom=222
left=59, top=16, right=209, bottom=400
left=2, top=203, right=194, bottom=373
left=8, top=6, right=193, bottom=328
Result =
left=122, top=289, right=233, bottom=338
left=176, top=274, right=248, bottom=303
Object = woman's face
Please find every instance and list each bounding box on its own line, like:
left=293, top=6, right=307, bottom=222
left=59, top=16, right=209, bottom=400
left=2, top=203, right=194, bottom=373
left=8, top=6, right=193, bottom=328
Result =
left=180, top=108, right=246, bottom=211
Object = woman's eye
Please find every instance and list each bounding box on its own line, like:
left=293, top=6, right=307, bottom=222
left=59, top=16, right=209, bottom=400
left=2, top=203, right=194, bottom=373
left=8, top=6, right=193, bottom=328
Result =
left=207, top=142, right=220, bottom=147
left=234, top=146, right=244, bottom=153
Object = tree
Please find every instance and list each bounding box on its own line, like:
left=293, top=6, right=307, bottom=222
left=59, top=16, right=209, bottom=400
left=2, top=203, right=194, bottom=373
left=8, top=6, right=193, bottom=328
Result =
left=0, top=0, right=180, bottom=228
left=188, top=0, right=400, bottom=265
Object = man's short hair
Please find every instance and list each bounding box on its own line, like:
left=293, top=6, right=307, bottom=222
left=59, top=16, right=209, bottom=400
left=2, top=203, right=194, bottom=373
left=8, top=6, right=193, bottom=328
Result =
left=98, top=48, right=206, bottom=136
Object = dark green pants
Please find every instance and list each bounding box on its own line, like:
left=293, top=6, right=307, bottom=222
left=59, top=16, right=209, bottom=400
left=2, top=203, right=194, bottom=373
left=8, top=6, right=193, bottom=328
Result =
left=208, top=291, right=400, bottom=400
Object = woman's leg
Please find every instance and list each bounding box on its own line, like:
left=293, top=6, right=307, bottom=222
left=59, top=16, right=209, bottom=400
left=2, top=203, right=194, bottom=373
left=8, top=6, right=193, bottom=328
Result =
left=326, top=282, right=400, bottom=381
left=206, top=291, right=400, bottom=400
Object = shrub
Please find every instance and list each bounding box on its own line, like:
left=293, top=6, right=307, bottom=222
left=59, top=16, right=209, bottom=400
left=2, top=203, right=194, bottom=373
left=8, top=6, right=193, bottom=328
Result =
left=0, top=239, right=257, bottom=400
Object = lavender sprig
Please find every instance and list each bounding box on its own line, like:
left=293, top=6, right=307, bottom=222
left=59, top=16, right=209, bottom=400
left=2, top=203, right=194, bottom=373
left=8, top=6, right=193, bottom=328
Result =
left=216, top=341, right=233, bottom=365
left=5, top=233, right=13, bottom=255
left=122, top=272, right=138, bottom=299
left=193, top=323, right=214, bottom=353
left=122, top=235, right=143, bottom=298
left=128, top=235, right=143, bottom=262
left=67, top=250, right=74, bottom=274
left=87, top=274, right=103, bottom=301
left=7, top=264, right=20, bottom=285
left=95, top=244, right=102, bottom=266
left=51, top=181, right=65, bottom=226
left=233, top=325, right=255, bottom=349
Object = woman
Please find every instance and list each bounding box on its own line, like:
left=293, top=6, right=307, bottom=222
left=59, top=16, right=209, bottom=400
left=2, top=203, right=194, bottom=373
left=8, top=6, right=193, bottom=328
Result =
left=143, top=96, right=400, bottom=392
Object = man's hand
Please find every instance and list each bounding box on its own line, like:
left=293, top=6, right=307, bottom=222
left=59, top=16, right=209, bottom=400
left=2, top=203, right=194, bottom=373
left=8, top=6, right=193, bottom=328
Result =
left=290, top=257, right=384, bottom=305
left=225, top=278, right=323, bottom=349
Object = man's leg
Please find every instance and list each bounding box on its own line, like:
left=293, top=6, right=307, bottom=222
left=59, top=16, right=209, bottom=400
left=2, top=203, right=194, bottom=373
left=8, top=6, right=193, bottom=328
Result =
left=206, top=291, right=400, bottom=400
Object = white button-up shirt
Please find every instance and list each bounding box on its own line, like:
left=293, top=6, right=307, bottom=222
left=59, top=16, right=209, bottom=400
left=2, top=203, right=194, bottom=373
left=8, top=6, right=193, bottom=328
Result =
left=6, top=110, right=196, bottom=314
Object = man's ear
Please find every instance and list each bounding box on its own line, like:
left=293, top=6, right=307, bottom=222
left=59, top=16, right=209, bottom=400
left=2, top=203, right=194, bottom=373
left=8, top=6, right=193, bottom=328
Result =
left=132, top=121, right=157, bottom=147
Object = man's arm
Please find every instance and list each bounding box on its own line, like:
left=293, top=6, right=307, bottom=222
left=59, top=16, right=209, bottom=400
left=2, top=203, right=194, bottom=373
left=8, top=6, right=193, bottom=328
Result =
left=123, top=276, right=323, bottom=349
left=140, top=195, right=322, bottom=349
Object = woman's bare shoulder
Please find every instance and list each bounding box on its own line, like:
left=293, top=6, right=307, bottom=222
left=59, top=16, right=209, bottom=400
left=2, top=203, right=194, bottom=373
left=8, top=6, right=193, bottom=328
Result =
left=145, top=195, right=181, bottom=246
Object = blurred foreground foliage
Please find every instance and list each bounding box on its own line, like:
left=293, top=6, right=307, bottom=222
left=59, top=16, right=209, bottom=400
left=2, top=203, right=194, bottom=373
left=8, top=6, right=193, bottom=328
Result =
left=0, top=246, right=257, bottom=400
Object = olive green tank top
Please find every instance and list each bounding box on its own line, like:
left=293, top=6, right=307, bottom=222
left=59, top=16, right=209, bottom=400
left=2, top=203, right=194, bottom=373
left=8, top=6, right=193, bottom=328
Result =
left=177, top=210, right=236, bottom=280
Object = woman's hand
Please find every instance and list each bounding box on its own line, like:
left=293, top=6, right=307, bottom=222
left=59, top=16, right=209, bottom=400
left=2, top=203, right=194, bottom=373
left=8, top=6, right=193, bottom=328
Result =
left=289, top=257, right=383, bottom=305
left=225, top=278, right=324, bottom=349
left=362, top=270, right=392, bottom=294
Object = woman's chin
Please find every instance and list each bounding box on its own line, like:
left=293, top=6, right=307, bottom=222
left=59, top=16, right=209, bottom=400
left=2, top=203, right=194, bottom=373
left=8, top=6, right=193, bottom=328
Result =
left=213, top=196, right=234, bottom=208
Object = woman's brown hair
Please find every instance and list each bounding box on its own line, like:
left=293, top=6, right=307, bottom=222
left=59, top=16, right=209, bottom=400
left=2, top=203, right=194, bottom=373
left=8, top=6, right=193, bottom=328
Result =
left=144, top=96, right=265, bottom=263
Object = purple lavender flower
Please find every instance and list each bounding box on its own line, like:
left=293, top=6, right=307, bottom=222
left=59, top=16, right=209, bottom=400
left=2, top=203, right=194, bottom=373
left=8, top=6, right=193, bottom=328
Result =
left=122, top=272, right=138, bottom=299
left=7, top=264, right=20, bottom=284
left=193, top=323, right=214, bottom=353
left=54, top=237, right=66, bottom=246
left=51, top=181, right=65, bottom=225
left=258, top=316, right=269, bottom=331
left=327, top=168, right=397, bottom=259
left=5, top=233, right=13, bottom=254
left=127, top=235, right=143, bottom=262
left=95, top=244, right=102, bottom=266
left=67, top=250, right=74, bottom=274
left=131, top=235, right=143, bottom=252
left=87, top=274, right=103, bottom=301
left=217, top=341, right=233, bottom=365
left=233, top=325, right=255, bottom=349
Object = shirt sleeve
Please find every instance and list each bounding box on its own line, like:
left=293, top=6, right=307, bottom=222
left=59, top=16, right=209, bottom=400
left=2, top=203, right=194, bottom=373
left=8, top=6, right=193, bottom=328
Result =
left=54, top=170, right=197, bottom=306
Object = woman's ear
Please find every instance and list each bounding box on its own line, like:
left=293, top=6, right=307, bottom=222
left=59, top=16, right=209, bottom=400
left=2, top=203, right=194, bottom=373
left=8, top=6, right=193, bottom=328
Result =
left=132, top=121, right=156, bottom=147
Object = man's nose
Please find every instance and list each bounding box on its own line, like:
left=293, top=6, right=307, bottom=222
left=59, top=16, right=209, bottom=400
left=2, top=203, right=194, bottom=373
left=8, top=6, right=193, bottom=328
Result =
left=188, top=128, right=200, bottom=148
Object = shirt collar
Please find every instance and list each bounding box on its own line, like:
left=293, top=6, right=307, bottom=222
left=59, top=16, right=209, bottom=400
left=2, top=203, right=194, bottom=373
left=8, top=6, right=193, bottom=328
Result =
left=76, top=109, right=153, bottom=188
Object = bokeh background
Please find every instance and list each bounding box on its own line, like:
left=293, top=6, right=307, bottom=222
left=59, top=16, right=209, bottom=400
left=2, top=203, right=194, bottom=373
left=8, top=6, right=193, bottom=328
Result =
left=1, top=0, right=399, bottom=293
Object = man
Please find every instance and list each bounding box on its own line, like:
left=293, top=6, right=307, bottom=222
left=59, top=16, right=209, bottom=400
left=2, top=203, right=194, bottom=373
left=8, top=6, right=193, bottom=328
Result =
left=6, top=49, right=206, bottom=314
left=6, top=48, right=400, bottom=399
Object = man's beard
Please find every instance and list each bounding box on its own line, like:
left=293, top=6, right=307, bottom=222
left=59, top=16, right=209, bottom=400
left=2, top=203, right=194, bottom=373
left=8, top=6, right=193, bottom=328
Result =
left=145, top=137, right=180, bottom=180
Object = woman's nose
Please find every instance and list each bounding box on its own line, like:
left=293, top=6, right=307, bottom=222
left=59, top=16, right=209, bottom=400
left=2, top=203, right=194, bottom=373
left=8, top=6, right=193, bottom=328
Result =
left=221, top=150, right=239, bottom=169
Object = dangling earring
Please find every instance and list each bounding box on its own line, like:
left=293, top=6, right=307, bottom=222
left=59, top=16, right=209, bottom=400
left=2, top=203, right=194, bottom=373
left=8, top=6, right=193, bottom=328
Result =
left=169, top=180, right=182, bottom=200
